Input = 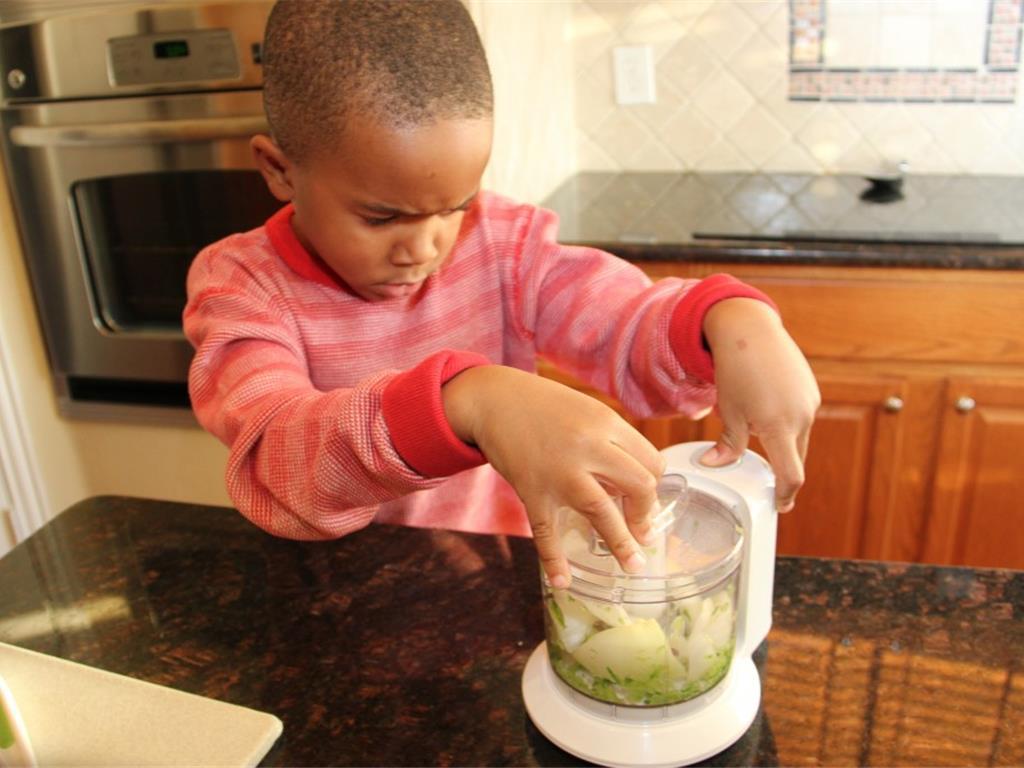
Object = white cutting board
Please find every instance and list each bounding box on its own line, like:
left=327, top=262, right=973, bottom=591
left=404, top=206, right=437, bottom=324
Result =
left=0, top=642, right=282, bottom=767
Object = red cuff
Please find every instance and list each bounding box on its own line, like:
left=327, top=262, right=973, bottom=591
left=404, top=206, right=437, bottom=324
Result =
left=381, top=350, right=490, bottom=478
left=668, top=274, right=778, bottom=384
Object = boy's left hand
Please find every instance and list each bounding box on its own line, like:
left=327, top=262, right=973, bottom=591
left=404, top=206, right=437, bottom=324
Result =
left=698, top=298, right=821, bottom=512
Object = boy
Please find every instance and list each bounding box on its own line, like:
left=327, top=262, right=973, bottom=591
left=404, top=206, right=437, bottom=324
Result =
left=184, top=0, right=819, bottom=589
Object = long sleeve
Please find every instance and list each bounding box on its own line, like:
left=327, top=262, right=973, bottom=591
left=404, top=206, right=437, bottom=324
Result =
left=184, top=223, right=488, bottom=540
left=493, top=201, right=774, bottom=419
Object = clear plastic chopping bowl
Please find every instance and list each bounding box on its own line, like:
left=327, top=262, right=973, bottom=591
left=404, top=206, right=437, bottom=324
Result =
left=542, top=473, right=744, bottom=707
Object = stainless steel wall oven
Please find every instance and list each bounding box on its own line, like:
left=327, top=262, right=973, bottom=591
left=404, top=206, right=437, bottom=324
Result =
left=0, top=1, right=279, bottom=417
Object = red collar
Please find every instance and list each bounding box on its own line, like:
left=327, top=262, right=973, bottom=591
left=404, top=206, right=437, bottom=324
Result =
left=265, top=204, right=348, bottom=290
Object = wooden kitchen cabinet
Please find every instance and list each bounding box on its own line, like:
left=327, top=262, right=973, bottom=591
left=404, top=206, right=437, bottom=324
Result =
left=539, top=260, right=1024, bottom=568
left=924, top=375, right=1024, bottom=568
left=631, top=369, right=924, bottom=561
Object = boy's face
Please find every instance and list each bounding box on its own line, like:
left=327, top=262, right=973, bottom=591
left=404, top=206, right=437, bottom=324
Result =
left=252, top=116, right=493, bottom=302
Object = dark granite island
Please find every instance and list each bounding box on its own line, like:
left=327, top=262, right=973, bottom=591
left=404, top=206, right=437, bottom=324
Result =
left=0, top=496, right=1021, bottom=766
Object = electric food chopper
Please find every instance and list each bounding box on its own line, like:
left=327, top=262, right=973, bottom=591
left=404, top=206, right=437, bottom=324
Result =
left=522, top=441, right=777, bottom=767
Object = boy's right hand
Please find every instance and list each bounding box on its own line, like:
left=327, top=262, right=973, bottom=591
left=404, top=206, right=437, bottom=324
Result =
left=442, top=365, right=665, bottom=588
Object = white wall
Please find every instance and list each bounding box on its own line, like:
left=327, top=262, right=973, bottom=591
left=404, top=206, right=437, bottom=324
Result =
left=0, top=170, right=90, bottom=525
left=64, top=421, right=231, bottom=508
left=470, top=0, right=576, bottom=204
left=0, top=470, right=16, bottom=555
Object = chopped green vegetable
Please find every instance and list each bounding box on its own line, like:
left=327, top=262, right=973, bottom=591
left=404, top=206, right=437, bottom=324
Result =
left=547, top=596, right=565, bottom=628
left=544, top=582, right=738, bottom=706
left=547, top=591, right=601, bottom=652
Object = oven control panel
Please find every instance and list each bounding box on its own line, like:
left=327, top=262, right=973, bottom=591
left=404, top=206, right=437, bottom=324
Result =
left=106, top=28, right=240, bottom=87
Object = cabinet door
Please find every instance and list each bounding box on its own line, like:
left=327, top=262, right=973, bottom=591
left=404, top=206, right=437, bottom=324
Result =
left=924, top=377, right=1024, bottom=568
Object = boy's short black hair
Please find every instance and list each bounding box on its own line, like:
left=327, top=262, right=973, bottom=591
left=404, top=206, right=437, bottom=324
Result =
left=262, top=0, right=494, bottom=163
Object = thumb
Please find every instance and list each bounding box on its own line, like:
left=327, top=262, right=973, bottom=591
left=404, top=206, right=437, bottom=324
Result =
left=701, top=424, right=750, bottom=467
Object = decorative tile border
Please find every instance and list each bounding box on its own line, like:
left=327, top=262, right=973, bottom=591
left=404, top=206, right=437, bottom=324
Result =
left=988, top=0, right=1023, bottom=66
left=789, top=0, right=1023, bottom=103
left=790, top=0, right=824, bottom=66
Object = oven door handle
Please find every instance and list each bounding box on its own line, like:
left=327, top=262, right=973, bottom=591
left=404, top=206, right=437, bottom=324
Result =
left=8, top=115, right=269, bottom=147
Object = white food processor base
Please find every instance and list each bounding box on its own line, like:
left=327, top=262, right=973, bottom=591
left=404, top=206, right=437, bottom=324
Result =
left=522, top=642, right=760, bottom=768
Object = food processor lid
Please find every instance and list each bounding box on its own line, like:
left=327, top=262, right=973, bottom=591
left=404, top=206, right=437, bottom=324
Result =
left=665, top=488, right=744, bottom=574
left=562, top=473, right=744, bottom=596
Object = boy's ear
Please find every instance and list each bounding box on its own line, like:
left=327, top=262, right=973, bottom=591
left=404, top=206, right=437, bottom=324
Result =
left=251, top=134, right=296, bottom=202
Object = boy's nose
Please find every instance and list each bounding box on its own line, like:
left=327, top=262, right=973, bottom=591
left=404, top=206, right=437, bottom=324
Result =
left=392, top=222, right=439, bottom=265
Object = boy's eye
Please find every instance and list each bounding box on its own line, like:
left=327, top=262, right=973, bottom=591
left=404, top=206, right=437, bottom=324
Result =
left=363, top=214, right=398, bottom=226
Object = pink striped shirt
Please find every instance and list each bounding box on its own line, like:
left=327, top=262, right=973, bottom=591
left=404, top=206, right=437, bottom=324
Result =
left=184, top=191, right=769, bottom=540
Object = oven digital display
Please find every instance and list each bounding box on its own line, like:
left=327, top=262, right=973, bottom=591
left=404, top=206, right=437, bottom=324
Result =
left=154, top=40, right=190, bottom=59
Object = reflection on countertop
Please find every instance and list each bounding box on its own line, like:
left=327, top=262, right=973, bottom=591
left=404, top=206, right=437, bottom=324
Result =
left=0, top=497, right=1021, bottom=766
left=542, top=172, right=1024, bottom=269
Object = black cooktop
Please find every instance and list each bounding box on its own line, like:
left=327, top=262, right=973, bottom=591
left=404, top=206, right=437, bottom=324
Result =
left=542, top=172, right=1024, bottom=248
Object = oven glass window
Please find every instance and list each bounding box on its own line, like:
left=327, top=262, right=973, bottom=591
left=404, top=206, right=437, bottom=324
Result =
left=72, top=170, right=281, bottom=332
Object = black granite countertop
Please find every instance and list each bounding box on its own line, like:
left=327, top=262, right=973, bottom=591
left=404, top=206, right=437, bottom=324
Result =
left=542, top=172, right=1024, bottom=269
left=1, top=496, right=1022, bottom=766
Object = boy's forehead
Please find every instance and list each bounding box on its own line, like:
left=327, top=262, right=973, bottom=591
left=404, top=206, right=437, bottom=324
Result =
left=308, top=114, right=493, bottom=210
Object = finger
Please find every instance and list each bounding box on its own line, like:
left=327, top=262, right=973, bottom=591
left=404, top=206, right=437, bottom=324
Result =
left=759, top=431, right=805, bottom=513
left=603, top=457, right=659, bottom=546
left=610, top=426, right=665, bottom=480
left=797, top=422, right=812, bottom=466
left=782, top=426, right=813, bottom=514
left=525, top=499, right=571, bottom=589
left=598, top=433, right=663, bottom=545
left=701, top=420, right=750, bottom=467
left=571, top=476, right=648, bottom=575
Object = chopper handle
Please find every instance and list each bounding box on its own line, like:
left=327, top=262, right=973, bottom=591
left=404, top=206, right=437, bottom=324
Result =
left=9, top=115, right=268, bottom=147
left=661, top=441, right=778, bottom=659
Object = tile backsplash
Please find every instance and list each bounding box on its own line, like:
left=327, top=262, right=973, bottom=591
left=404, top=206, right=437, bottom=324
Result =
left=571, top=0, right=1024, bottom=176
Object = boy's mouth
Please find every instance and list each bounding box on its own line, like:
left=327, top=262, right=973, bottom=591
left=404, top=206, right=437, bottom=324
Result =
left=375, top=280, right=426, bottom=299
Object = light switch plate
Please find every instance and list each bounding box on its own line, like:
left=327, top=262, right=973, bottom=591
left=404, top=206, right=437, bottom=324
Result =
left=613, top=45, right=656, bottom=105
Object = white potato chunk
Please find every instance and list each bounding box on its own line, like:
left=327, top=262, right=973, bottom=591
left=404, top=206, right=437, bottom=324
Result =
left=685, top=631, right=717, bottom=681
left=578, top=596, right=632, bottom=627
left=666, top=641, right=687, bottom=680
left=668, top=615, right=688, bottom=670
left=705, top=603, right=734, bottom=649
left=688, top=596, right=715, bottom=637
left=669, top=590, right=736, bottom=682
left=675, top=595, right=703, bottom=637
left=549, top=591, right=598, bottom=652
left=625, top=599, right=665, bottom=621
left=572, top=618, right=670, bottom=681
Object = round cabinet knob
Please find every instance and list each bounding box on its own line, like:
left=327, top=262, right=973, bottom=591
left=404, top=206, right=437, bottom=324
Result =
left=6, top=69, right=26, bottom=90
left=883, top=396, right=904, bottom=413
left=955, top=396, right=976, bottom=413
